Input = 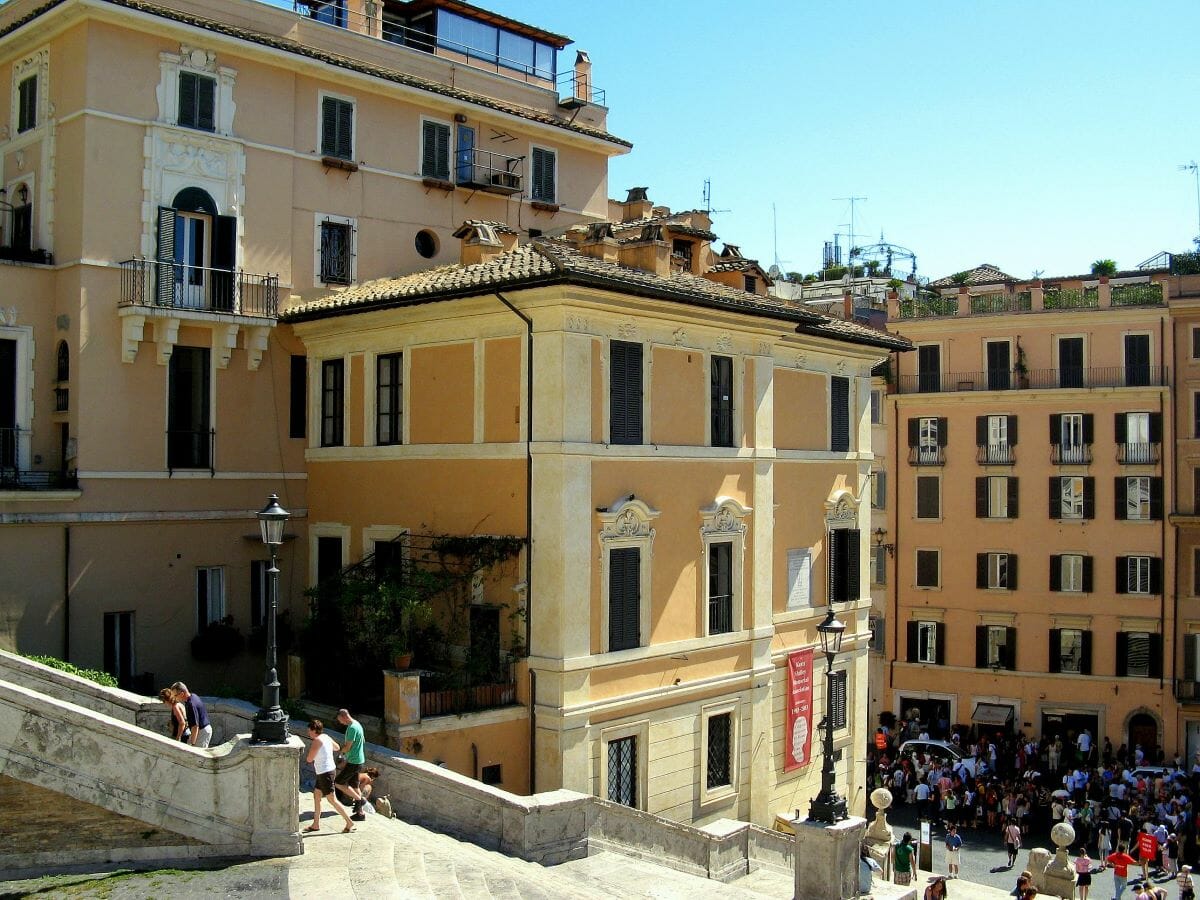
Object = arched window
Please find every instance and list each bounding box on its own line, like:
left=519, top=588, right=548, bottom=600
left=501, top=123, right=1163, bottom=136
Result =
left=55, top=340, right=68, bottom=382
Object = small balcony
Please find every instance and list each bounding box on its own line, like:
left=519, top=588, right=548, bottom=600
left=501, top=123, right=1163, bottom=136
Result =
left=1051, top=444, right=1092, bottom=466
left=1175, top=679, right=1200, bottom=703
left=908, top=446, right=945, bottom=466
left=167, top=429, right=215, bottom=476
left=455, top=149, right=524, bottom=196
left=54, top=387, right=68, bottom=413
left=1117, top=442, right=1160, bottom=465
left=420, top=672, right=517, bottom=718
left=976, top=445, right=1016, bottom=465
left=119, top=259, right=278, bottom=318
left=897, top=365, right=1168, bottom=394
left=0, top=426, right=77, bottom=491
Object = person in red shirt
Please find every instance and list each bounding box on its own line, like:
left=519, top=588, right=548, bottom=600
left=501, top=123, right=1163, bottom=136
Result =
left=1107, top=848, right=1138, bottom=900
left=1137, top=827, right=1159, bottom=881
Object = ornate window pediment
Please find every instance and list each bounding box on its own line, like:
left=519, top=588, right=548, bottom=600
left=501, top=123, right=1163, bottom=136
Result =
left=824, top=490, right=860, bottom=528
left=599, top=496, right=659, bottom=543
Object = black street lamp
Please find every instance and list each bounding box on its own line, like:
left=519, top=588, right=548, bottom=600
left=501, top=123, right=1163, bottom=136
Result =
left=808, top=607, right=848, bottom=824
left=252, top=493, right=290, bottom=744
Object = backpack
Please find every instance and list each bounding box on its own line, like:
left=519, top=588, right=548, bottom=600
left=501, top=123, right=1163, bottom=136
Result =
left=375, top=795, right=394, bottom=819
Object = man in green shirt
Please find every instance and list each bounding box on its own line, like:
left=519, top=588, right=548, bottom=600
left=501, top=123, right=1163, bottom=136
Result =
left=335, top=708, right=367, bottom=820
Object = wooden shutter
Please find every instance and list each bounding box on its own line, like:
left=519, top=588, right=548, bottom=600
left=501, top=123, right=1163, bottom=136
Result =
left=1115, top=477, right=1128, bottom=520
left=935, top=623, right=946, bottom=665
left=422, top=121, right=449, bottom=179
left=1149, top=634, right=1163, bottom=679
left=976, top=626, right=987, bottom=668
left=1050, top=555, right=1062, bottom=591
left=1005, top=627, right=1017, bottom=669
left=1080, top=630, right=1093, bottom=674
left=976, top=553, right=987, bottom=589
left=1082, top=556, right=1093, bottom=593
left=830, top=376, right=850, bottom=452
left=289, top=355, right=307, bottom=439
left=936, top=417, right=948, bottom=447
left=845, top=528, right=860, bottom=602
left=608, top=547, right=640, bottom=651
left=1149, top=412, right=1162, bottom=443
left=532, top=148, right=556, bottom=202
left=976, top=416, right=987, bottom=447
left=211, top=215, right=237, bottom=312
left=156, top=206, right=176, bottom=305
left=1115, top=557, right=1128, bottom=594
left=1048, top=628, right=1061, bottom=673
left=1082, top=413, right=1094, bottom=444
left=907, top=418, right=919, bottom=447
left=1114, top=412, right=1127, bottom=444
left=1150, top=557, right=1163, bottom=595
left=337, top=99, right=353, bottom=159
left=178, top=71, right=196, bottom=127
left=1048, top=477, right=1060, bottom=519
left=1008, top=415, right=1018, bottom=445
left=197, top=75, right=215, bottom=130
left=1186, top=634, right=1198, bottom=682
left=1007, top=477, right=1019, bottom=518
left=1150, top=478, right=1163, bottom=520
left=1007, top=555, right=1018, bottom=590
left=1082, top=478, right=1095, bottom=519
left=975, top=478, right=987, bottom=518
left=1116, top=632, right=1128, bottom=677
left=1049, top=414, right=1061, bottom=445
left=906, top=621, right=918, bottom=663
left=321, top=96, right=343, bottom=157
left=609, top=341, right=643, bottom=444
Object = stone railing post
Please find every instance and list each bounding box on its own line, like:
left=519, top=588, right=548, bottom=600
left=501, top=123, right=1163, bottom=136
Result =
left=1031, top=283, right=1044, bottom=311
left=956, top=286, right=970, bottom=316
left=1098, top=275, right=1112, bottom=308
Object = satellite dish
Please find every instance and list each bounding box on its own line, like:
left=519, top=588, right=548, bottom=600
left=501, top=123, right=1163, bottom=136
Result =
left=768, top=264, right=782, bottom=279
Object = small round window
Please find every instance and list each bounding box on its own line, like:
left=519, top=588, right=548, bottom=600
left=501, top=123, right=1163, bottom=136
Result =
left=415, top=230, right=438, bottom=259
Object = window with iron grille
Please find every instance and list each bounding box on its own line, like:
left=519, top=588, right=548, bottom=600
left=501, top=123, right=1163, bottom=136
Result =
left=177, top=71, right=215, bottom=131
left=607, top=735, right=637, bottom=807
left=16, top=75, right=36, bottom=133
left=707, top=541, right=733, bottom=635
left=319, top=220, right=353, bottom=285
left=706, top=712, right=732, bottom=789
left=421, top=120, right=451, bottom=180
left=320, top=358, right=344, bottom=447
left=321, top=95, right=354, bottom=160
left=530, top=147, right=555, bottom=202
left=711, top=355, right=734, bottom=447
left=55, top=340, right=69, bottom=383
left=376, top=352, right=403, bottom=446
left=672, top=238, right=693, bottom=271
left=829, top=670, right=847, bottom=730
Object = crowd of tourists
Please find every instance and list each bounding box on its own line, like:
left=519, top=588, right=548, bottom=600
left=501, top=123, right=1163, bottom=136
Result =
left=867, top=719, right=1200, bottom=896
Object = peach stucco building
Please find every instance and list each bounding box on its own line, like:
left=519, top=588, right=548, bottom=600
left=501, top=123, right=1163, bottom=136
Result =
left=878, top=261, right=1200, bottom=759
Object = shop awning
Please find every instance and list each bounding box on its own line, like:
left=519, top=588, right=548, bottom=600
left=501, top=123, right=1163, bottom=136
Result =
left=971, top=703, right=1014, bottom=726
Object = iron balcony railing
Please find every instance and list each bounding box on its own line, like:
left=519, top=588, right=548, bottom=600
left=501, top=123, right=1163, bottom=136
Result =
left=1051, top=445, right=1092, bottom=466
left=897, top=365, right=1168, bottom=394
left=120, top=259, right=279, bottom=318
left=556, top=70, right=605, bottom=106
left=907, top=446, right=945, bottom=466
left=708, top=595, right=733, bottom=635
left=976, top=445, right=1016, bottom=465
left=1117, top=442, right=1160, bottom=465
left=968, top=292, right=1031, bottom=315
left=1043, top=287, right=1098, bottom=310
left=1175, top=680, right=1200, bottom=703
left=54, top=387, right=68, bottom=412
left=0, top=426, right=78, bottom=490
left=1110, top=283, right=1163, bottom=306
left=167, top=428, right=214, bottom=475
left=455, top=148, right=523, bottom=195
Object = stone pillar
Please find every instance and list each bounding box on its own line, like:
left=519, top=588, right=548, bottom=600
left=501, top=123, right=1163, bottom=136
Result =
left=1098, top=275, right=1112, bottom=308
left=794, top=816, right=867, bottom=900
left=886, top=290, right=899, bottom=321
left=573, top=51, right=592, bottom=102
left=863, top=788, right=895, bottom=882
left=1031, top=283, right=1045, bottom=311
left=246, top=735, right=306, bottom=857
left=383, top=669, right=421, bottom=737
left=956, top=286, right=970, bottom=316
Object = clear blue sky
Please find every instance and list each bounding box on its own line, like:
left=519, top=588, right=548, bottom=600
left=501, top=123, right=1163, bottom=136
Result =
left=272, top=1, right=1200, bottom=280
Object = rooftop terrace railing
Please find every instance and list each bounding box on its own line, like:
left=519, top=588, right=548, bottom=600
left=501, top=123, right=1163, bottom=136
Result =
left=1111, top=282, right=1164, bottom=306
left=897, top=365, right=1168, bottom=394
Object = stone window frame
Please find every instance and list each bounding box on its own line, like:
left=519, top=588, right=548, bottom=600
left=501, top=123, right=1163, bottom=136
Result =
left=598, top=497, right=659, bottom=654
left=313, top=212, right=357, bottom=288
left=308, top=522, right=350, bottom=589
left=699, top=698, right=741, bottom=806
left=10, top=49, right=48, bottom=139
left=157, top=45, right=237, bottom=136
left=318, top=88, right=357, bottom=161
left=597, top=718, right=649, bottom=811
left=698, top=498, right=751, bottom=638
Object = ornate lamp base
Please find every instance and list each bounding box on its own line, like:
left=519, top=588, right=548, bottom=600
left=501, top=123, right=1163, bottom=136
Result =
left=251, top=707, right=290, bottom=744
left=808, top=790, right=848, bottom=824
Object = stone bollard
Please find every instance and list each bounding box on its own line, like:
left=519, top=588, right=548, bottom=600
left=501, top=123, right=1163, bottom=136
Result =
left=1041, top=823, right=1078, bottom=899
left=864, top=787, right=894, bottom=882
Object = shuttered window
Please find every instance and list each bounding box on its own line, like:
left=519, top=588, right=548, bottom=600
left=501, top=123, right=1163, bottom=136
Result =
left=908, top=621, right=942, bottom=664
left=531, top=147, right=556, bottom=202
left=320, top=358, right=344, bottom=447
left=178, top=71, right=216, bottom=131
left=421, top=120, right=451, bottom=180
left=321, top=96, right=354, bottom=160
left=975, top=552, right=1017, bottom=590
left=975, top=624, right=1017, bottom=669
left=609, top=341, right=643, bottom=445
left=827, top=528, right=860, bottom=603
left=250, top=560, right=268, bottom=628
left=916, top=476, right=940, bottom=519
left=1116, top=555, right=1159, bottom=595
left=16, top=75, right=37, bottom=133
left=976, top=476, right=1018, bottom=518
left=711, top=355, right=734, bottom=447
left=608, top=547, right=640, bottom=652
left=915, top=550, right=939, bottom=588
left=376, top=352, right=403, bottom=446
left=830, top=376, right=850, bottom=452
left=1117, top=632, right=1161, bottom=678
left=1049, top=628, right=1091, bottom=675
left=289, top=356, right=307, bottom=440
left=195, top=566, right=225, bottom=630
left=829, top=670, right=848, bottom=729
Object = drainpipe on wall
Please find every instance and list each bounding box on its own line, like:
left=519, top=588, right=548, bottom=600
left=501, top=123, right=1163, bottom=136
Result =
left=1161, top=315, right=1169, bottom=694
left=63, top=525, right=70, bottom=661
left=889, top=372, right=899, bottom=698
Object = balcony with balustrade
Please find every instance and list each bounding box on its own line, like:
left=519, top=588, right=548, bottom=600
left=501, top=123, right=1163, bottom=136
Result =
left=897, top=365, right=1168, bottom=395
left=0, top=426, right=77, bottom=492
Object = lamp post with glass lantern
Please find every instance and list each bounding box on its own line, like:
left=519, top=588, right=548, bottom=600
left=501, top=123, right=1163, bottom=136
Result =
left=808, top=607, right=848, bottom=824
left=252, top=493, right=290, bottom=744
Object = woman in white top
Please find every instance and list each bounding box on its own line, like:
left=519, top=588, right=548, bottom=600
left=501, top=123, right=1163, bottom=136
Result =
left=304, top=719, right=354, bottom=833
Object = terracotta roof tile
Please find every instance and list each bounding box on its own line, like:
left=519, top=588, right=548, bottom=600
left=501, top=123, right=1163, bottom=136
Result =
left=928, top=263, right=1015, bottom=288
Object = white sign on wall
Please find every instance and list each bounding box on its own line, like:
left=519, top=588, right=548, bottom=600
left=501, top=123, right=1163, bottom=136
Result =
left=786, top=549, right=811, bottom=610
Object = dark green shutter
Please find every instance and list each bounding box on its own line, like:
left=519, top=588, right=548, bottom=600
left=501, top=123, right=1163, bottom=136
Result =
left=710, top=356, right=733, bottom=447
left=976, top=553, right=987, bottom=589
left=1150, top=478, right=1163, bottom=520
left=1049, top=477, right=1059, bottom=519
left=610, top=341, right=643, bottom=445
left=1083, top=478, right=1094, bottom=519
left=1114, top=412, right=1127, bottom=444
left=1082, top=556, right=1093, bottom=593
left=908, top=418, right=919, bottom=447
left=1050, top=555, right=1062, bottom=591
left=1116, top=557, right=1128, bottom=594
left=976, top=416, right=987, bottom=446
left=211, top=214, right=237, bottom=312
left=1007, top=477, right=1019, bottom=518
left=156, top=206, right=176, bottom=305
left=608, top=547, right=640, bottom=651
left=1049, top=629, right=1061, bottom=673
left=1115, top=477, right=1128, bottom=520
left=907, top=621, right=918, bottom=663
left=1005, top=627, right=1017, bottom=669
left=976, top=478, right=987, bottom=518
left=1080, top=631, right=1093, bottom=674
left=1149, top=634, right=1163, bottom=679
left=1082, top=413, right=1094, bottom=444
left=976, top=626, right=987, bottom=668
left=828, top=529, right=843, bottom=602
left=1150, top=558, right=1163, bottom=595
left=1116, top=632, right=1128, bottom=677
left=1049, top=414, right=1061, bottom=445
left=1186, top=634, right=1198, bottom=683
left=422, top=121, right=450, bottom=179
left=936, top=417, right=948, bottom=447
left=1008, top=415, right=1018, bottom=445
left=1007, top=555, right=1018, bottom=590
left=178, top=71, right=196, bottom=127
left=830, top=376, right=850, bottom=452
left=1149, top=413, right=1162, bottom=443
left=935, top=623, right=945, bottom=665
left=321, top=96, right=338, bottom=156
left=845, top=528, right=860, bottom=602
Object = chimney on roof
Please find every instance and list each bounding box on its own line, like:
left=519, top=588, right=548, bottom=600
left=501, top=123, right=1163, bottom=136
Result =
left=843, top=290, right=853, bottom=322
left=573, top=51, right=592, bottom=103
left=452, top=221, right=513, bottom=266
left=620, top=187, right=653, bottom=223
left=578, top=222, right=619, bottom=263
left=617, top=223, right=671, bottom=277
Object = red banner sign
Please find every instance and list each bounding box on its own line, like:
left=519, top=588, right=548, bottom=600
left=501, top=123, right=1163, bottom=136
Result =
left=785, top=648, right=814, bottom=772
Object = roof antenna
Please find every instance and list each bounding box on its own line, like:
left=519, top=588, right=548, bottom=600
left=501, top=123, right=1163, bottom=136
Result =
left=702, top=178, right=730, bottom=216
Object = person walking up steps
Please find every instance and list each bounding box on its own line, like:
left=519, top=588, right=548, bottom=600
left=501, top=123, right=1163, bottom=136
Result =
left=304, top=719, right=354, bottom=834
left=334, top=708, right=367, bottom=821
left=171, top=682, right=211, bottom=747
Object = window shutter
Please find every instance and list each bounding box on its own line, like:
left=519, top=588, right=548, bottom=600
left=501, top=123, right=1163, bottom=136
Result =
left=1082, top=556, right=1093, bottom=593
left=608, top=547, right=640, bottom=651
left=1048, top=628, right=1061, bottom=673
left=609, top=341, right=643, bottom=444
left=1049, top=477, right=1059, bottom=519
left=1186, top=634, right=1198, bottom=683
left=1049, top=414, right=1061, bottom=445
left=975, top=478, right=987, bottom=518
left=845, top=528, right=860, bottom=602
left=289, top=355, right=307, bottom=439
left=936, top=417, right=948, bottom=447
left=1149, top=634, right=1163, bottom=679
left=422, top=121, right=437, bottom=175
left=907, top=418, right=919, bottom=448
left=828, top=529, right=843, bottom=602
left=1114, top=477, right=1128, bottom=520
left=1150, top=478, right=1163, bottom=520
left=1008, top=415, right=1018, bottom=445
left=1116, top=557, right=1128, bottom=594
left=710, top=355, right=734, bottom=447
left=197, top=76, right=215, bottom=131
left=338, top=99, right=353, bottom=159
left=211, top=215, right=238, bottom=312
left=1116, top=632, right=1128, bottom=677
left=1007, top=555, right=1018, bottom=591
left=1082, top=413, right=1094, bottom=444
left=1080, top=631, right=1093, bottom=674
left=1005, top=627, right=1017, bottom=669
left=976, top=625, right=987, bottom=668
left=1082, top=478, right=1095, bottom=519
left=1150, top=557, right=1163, bottom=595
left=830, top=376, right=850, bottom=452
left=935, top=623, right=946, bottom=665
left=976, top=416, right=987, bottom=446
left=906, top=621, right=918, bottom=664
left=1150, top=412, right=1162, bottom=443
left=1007, top=477, right=1019, bottom=518
left=196, top=568, right=208, bottom=627
left=1114, top=413, right=1127, bottom=444
left=1050, top=555, right=1062, bottom=591
left=976, top=553, right=987, bottom=589
left=156, top=206, right=176, bottom=305
left=178, top=71, right=196, bottom=127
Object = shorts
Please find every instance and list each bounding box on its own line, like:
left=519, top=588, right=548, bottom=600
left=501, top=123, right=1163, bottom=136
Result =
left=1006, top=842, right=1019, bottom=855
left=315, top=772, right=334, bottom=795
left=1077, top=872, right=1092, bottom=887
left=895, top=871, right=912, bottom=886
left=336, top=761, right=362, bottom=787
left=194, top=724, right=213, bottom=748
left=946, top=850, right=960, bottom=866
